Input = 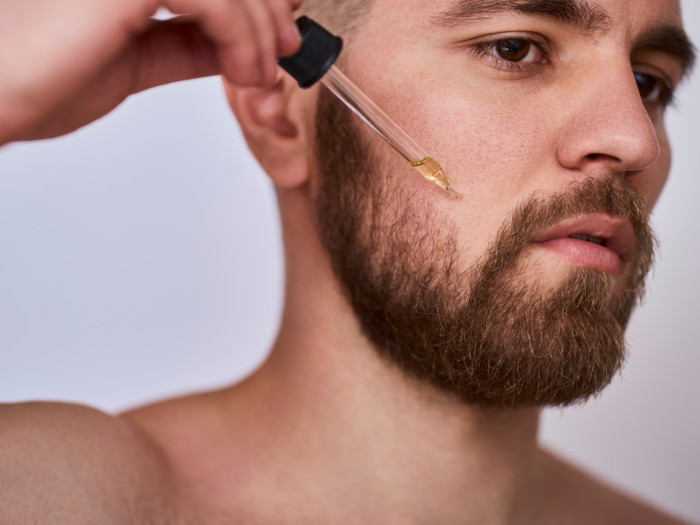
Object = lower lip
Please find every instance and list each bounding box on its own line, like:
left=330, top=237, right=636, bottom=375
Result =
left=533, top=238, right=623, bottom=275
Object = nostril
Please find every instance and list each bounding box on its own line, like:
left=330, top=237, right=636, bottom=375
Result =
left=584, top=152, right=621, bottom=163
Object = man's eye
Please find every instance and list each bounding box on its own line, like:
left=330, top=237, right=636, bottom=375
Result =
left=634, top=73, right=673, bottom=106
left=473, top=37, right=548, bottom=72
left=494, top=39, right=533, bottom=62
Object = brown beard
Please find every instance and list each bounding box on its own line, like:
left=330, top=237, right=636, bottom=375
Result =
left=313, top=89, right=655, bottom=408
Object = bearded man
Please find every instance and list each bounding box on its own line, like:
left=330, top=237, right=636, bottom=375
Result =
left=0, top=0, right=695, bottom=523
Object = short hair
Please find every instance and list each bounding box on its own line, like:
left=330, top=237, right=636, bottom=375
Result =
left=298, top=0, right=374, bottom=37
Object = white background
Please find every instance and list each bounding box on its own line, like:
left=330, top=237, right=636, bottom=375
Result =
left=1, top=2, right=698, bottom=522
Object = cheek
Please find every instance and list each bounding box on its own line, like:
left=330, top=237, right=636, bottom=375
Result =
left=343, top=68, right=556, bottom=266
left=402, top=62, right=558, bottom=195
left=348, top=19, right=553, bottom=211
left=401, top=85, right=555, bottom=253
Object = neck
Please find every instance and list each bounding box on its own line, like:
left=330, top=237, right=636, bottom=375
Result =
left=220, top=188, right=544, bottom=523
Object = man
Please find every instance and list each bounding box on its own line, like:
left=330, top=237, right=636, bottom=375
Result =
left=0, top=0, right=696, bottom=523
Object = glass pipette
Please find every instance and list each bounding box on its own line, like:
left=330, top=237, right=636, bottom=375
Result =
left=278, top=16, right=458, bottom=197
left=321, top=65, right=456, bottom=195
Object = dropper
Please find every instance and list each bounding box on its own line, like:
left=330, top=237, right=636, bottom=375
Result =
left=278, top=16, right=458, bottom=196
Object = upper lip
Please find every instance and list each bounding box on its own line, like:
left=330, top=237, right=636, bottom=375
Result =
left=531, top=213, right=635, bottom=259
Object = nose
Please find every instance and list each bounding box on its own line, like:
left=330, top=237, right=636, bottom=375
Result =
left=556, top=62, right=661, bottom=176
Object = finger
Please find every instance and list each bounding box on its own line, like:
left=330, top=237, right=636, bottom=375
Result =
left=238, top=0, right=280, bottom=86
left=265, top=0, right=302, bottom=57
left=131, top=19, right=220, bottom=92
left=160, top=0, right=296, bottom=87
left=162, top=0, right=260, bottom=86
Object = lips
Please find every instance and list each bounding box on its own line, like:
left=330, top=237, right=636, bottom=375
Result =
left=531, top=213, right=635, bottom=274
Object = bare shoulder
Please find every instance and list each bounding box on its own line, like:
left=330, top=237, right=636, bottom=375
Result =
left=0, top=401, right=175, bottom=524
left=541, top=449, right=692, bottom=525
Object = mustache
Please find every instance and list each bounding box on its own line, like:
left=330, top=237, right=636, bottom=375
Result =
left=479, top=177, right=656, bottom=278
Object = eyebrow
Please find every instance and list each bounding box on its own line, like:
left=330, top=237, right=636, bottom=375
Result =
left=432, top=0, right=613, bottom=34
left=635, top=25, right=696, bottom=81
left=432, top=0, right=697, bottom=80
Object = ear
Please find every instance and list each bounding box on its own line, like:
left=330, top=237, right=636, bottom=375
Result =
left=224, top=71, right=317, bottom=189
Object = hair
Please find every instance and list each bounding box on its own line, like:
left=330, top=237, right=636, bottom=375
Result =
left=297, top=0, right=375, bottom=37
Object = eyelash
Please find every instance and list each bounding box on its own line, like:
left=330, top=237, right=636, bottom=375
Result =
left=471, top=36, right=551, bottom=74
left=471, top=37, right=676, bottom=108
left=633, top=71, right=676, bottom=108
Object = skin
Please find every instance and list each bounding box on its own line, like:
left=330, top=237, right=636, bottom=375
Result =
left=0, top=0, right=694, bottom=523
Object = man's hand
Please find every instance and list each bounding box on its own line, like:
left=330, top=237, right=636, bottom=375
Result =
left=0, top=0, right=302, bottom=144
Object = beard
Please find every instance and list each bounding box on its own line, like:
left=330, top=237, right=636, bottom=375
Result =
left=313, top=89, right=656, bottom=408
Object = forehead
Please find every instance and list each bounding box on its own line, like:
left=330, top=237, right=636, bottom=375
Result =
left=366, top=0, right=684, bottom=32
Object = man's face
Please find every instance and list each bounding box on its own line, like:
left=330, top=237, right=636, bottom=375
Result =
left=312, top=0, right=692, bottom=407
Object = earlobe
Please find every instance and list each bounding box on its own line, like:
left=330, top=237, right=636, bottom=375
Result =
left=224, top=72, right=314, bottom=189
